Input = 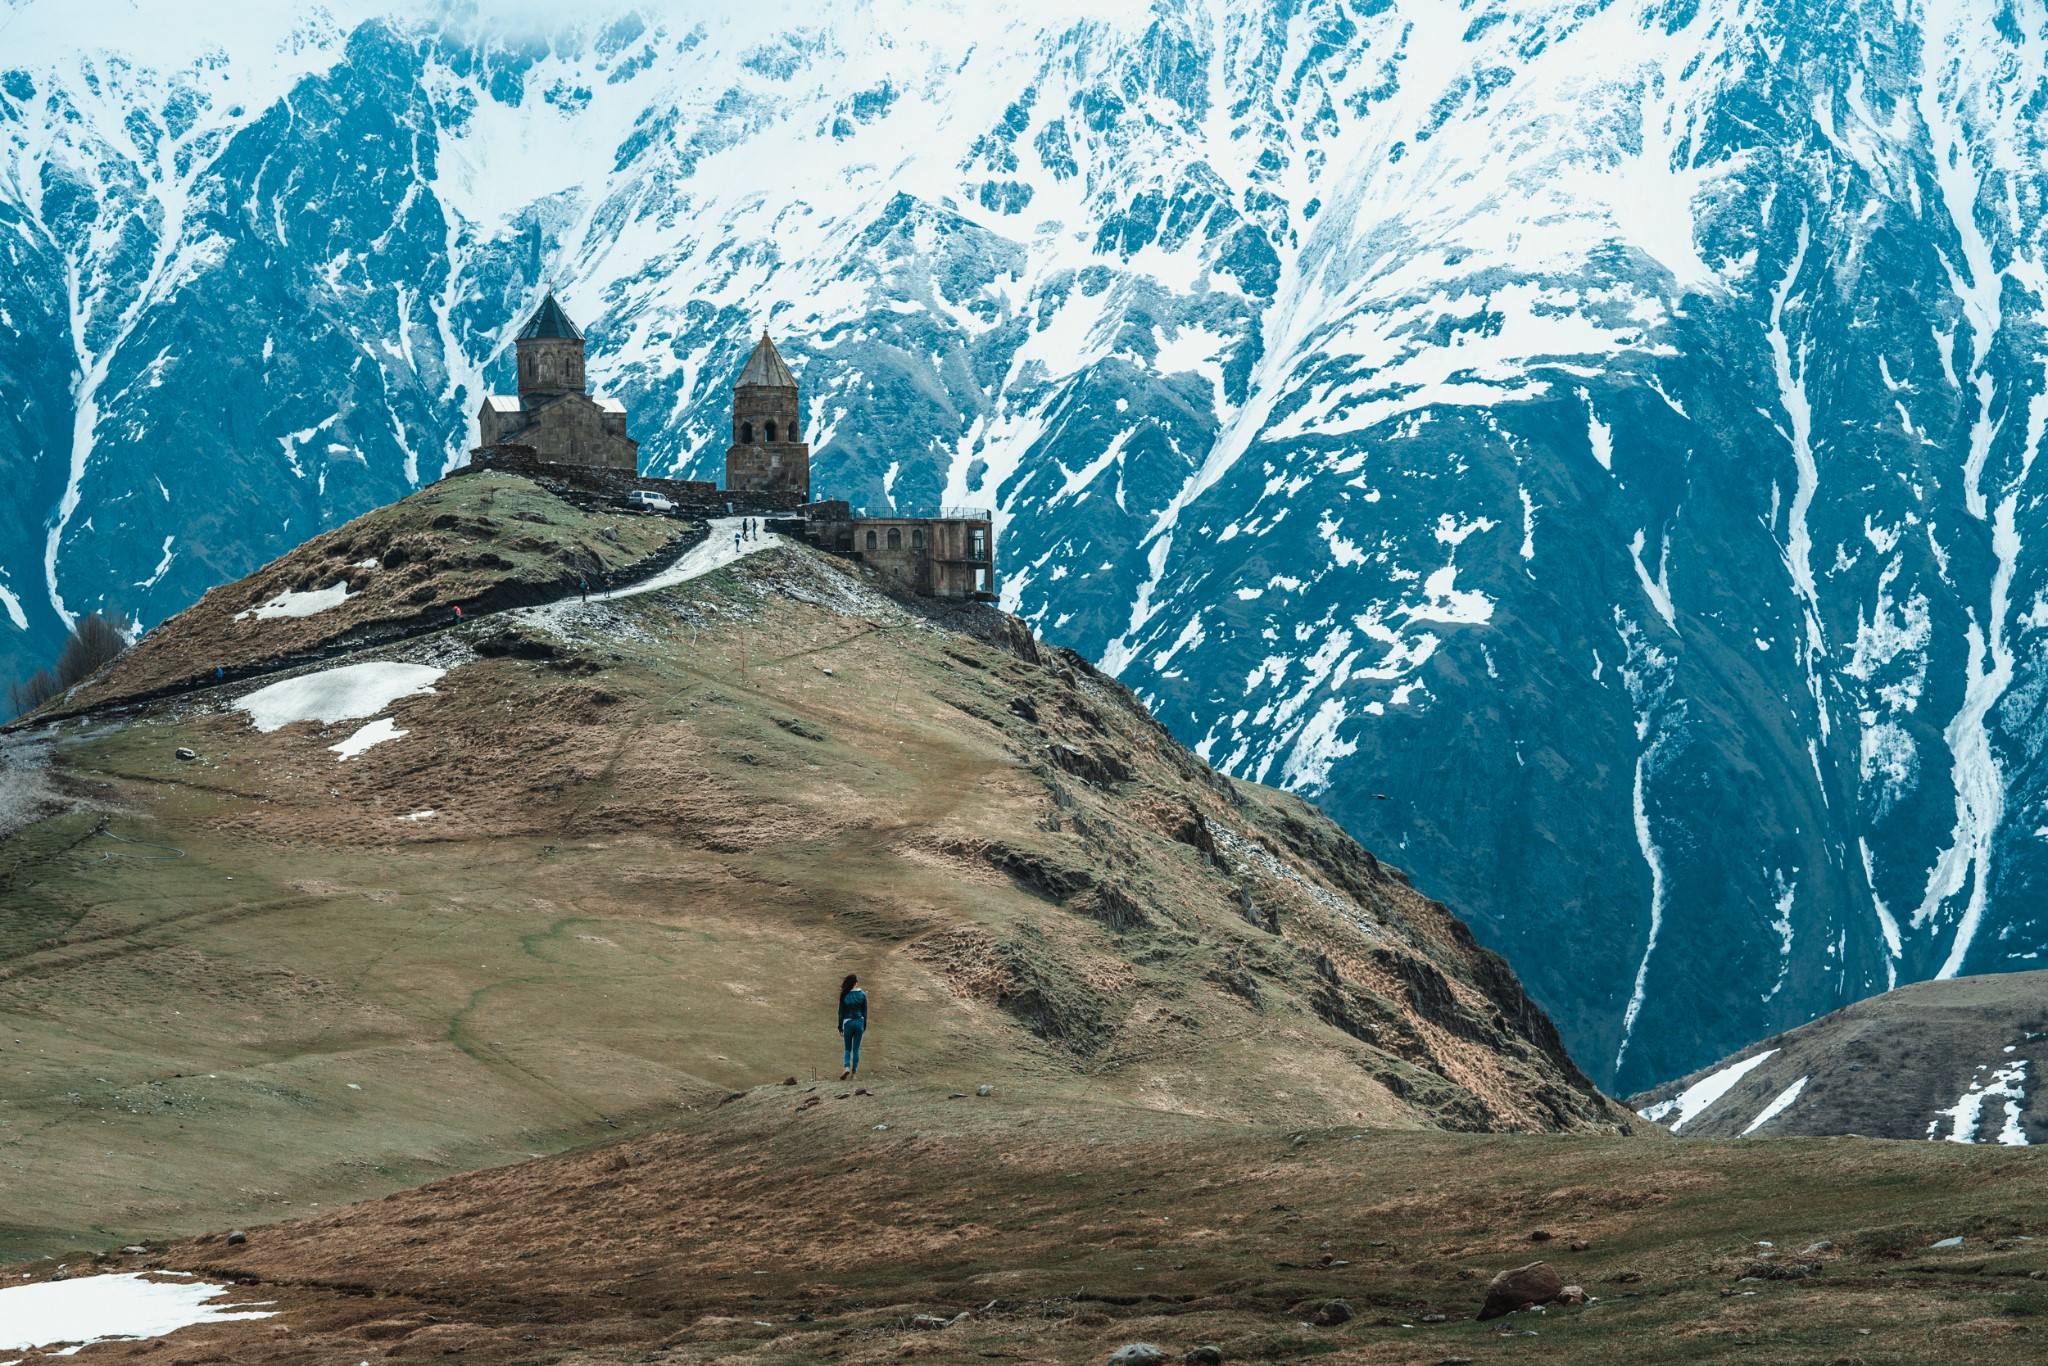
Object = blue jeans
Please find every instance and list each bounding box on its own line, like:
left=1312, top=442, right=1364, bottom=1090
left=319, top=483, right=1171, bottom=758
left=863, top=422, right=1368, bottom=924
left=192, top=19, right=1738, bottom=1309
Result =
left=842, top=1020, right=864, bottom=1073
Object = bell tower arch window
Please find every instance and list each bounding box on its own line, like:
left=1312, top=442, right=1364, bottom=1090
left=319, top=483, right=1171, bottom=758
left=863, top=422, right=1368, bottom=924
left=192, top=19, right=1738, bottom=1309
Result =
left=741, top=421, right=754, bottom=443
left=765, top=420, right=777, bottom=441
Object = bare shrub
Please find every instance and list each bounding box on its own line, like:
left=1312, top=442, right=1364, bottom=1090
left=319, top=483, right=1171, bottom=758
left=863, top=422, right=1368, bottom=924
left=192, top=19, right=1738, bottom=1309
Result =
left=55, top=612, right=127, bottom=687
left=7, top=668, right=60, bottom=718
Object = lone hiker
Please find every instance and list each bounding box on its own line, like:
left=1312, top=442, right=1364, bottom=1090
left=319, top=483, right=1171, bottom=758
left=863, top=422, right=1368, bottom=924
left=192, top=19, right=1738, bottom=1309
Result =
left=733, top=527, right=743, bottom=553
left=452, top=604, right=464, bottom=626
left=838, top=973, right=868, bottom=1080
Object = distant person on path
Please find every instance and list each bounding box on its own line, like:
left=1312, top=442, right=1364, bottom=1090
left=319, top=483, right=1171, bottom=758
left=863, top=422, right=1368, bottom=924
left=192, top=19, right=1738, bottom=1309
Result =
left=733, top=527, right=743, bottom=553
left=837, top=973, right=868, bottom=1080
left=453, top=604, right=464, bottom=626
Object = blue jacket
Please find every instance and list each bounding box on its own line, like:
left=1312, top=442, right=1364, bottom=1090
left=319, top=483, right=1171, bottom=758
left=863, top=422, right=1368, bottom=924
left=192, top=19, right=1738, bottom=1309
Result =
left=838, top=988, right=868, bottom=1030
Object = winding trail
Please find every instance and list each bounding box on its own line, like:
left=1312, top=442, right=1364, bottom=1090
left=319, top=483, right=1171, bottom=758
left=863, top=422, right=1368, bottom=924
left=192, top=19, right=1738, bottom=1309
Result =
left=592, top=517, right=781, bottom=602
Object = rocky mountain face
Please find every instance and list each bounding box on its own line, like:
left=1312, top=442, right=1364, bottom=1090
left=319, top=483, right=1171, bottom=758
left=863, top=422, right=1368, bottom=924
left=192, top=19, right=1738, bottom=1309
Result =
left=4, top=0, right=2048, bottom=1090
left=1629, top=970, right=2048, bottom=1143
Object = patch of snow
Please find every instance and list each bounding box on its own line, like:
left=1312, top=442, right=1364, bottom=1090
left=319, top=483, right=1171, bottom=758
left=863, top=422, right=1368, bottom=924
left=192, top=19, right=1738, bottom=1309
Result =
left=1404, top=566, right=1494, bottom=625
left=1639, top=1049, right=1780, bottom=1132
left=399, top=809, right=437, bottom=821
left=0, top=584, right=26, bottom=631
left=0, top=1272, right=274, bottom=1355
left=235, top=581, right=353, bottom=621
left=1741, top=1075, right=1809, bottom=1135
left=1580, top=389, right=1614, bottom=471
left=1928, top=1059, right=2029, bottom=1146
left=1628, top=529, right=1676, bottom=630
left=329, top=717, right=410, bottom=760
left=134, top=536, right=177, bottom=591
left=235, top=662, right=445, bottom=733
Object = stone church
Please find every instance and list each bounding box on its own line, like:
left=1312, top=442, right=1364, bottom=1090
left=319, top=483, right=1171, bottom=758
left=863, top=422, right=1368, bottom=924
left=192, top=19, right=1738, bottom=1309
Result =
left=476, top=293, right=638, bottom=469
left=469, top=297, right=995, bottom=601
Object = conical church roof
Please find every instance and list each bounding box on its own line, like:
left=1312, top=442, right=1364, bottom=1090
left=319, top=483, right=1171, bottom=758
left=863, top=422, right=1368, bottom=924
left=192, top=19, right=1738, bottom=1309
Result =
left=736, top=331, right=796, bottom=389
left=517, top=292, right=584, bottom=341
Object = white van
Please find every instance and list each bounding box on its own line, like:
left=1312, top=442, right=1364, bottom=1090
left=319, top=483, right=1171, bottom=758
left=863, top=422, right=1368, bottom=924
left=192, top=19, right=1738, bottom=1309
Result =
left=626, top=490, right=675, bottom=512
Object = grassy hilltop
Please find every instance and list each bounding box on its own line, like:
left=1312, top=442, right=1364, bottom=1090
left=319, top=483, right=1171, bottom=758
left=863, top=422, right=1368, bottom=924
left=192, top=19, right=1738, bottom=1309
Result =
left=3, top=471, right=2045, bottom=1364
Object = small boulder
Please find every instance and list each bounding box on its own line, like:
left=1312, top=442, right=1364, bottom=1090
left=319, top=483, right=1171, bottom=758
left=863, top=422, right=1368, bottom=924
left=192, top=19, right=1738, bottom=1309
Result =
left=1479, top=1261, right=1565, bottom=1320
left=174, top=747, right=198, bottom=761
left=781, top=1077, right=797, bottom=1086
left=1569, top=1238, right=1589, bottom=1252
left=1432, top=1358, right=1475, bottom=1366
left=910, top=1314, right=949, bottom=1331
left=1555, top=1285, right=1591, bottom=1305
left=977, top=1084, right=994, bottom=1097
left=227, top=1230, right=248, bottom=1246
left=1929, top=1236, right=1964, bottom=1249
left=1108, top=1346, right=1170, bottom=1366
left=1309, top=1300, right=1354, bottom=1326
left=1529, top=1229, right=1554, bottom=1242
left=1183, top=1348, right=1224, bottom=1366
left=1803, top=1240, right=1835, bottom=1254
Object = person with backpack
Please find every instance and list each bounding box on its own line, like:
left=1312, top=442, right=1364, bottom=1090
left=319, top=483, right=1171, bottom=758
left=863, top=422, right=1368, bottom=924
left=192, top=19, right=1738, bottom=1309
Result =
left=837, top=974, right=868, bottom=1080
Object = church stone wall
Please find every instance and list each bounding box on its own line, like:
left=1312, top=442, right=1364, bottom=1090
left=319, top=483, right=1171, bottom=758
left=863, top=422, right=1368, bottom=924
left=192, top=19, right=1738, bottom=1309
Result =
left=512, top=395, right=638, bottom=470
left=725, top=442, right=811, bottom=500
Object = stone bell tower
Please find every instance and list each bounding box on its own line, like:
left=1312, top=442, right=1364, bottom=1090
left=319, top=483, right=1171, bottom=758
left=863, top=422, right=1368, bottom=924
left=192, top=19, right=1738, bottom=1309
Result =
left=723, top=331, right=809, bottom=501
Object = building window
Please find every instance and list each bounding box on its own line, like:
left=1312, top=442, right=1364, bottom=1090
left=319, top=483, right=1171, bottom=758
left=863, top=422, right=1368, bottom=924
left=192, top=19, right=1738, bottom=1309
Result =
left=865, top=529, right=877, bottom=550
left=741, top=421, right=754, bottom=443
left=911, top=528, right=926, bottom=551
left=765, top=420, right=777, bottom=441
left=887, top=528, right=902, bottom=550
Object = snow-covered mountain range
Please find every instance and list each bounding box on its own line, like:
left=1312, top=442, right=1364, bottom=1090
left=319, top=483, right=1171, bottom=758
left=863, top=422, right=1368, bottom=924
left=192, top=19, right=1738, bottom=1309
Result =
left=4, top=0, right=2046, bottom=1091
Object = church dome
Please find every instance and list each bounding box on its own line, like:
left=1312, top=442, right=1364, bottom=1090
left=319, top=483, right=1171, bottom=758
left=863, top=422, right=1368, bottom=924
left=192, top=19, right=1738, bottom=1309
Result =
left=736, top=332, right=797, bottom=389
left=518, top=292, right=584, bottom=341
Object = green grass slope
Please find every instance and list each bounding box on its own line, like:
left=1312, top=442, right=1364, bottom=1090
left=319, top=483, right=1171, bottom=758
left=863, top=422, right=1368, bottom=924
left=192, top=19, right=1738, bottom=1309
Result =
left=0, top=472, right=1621, bottom=1261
